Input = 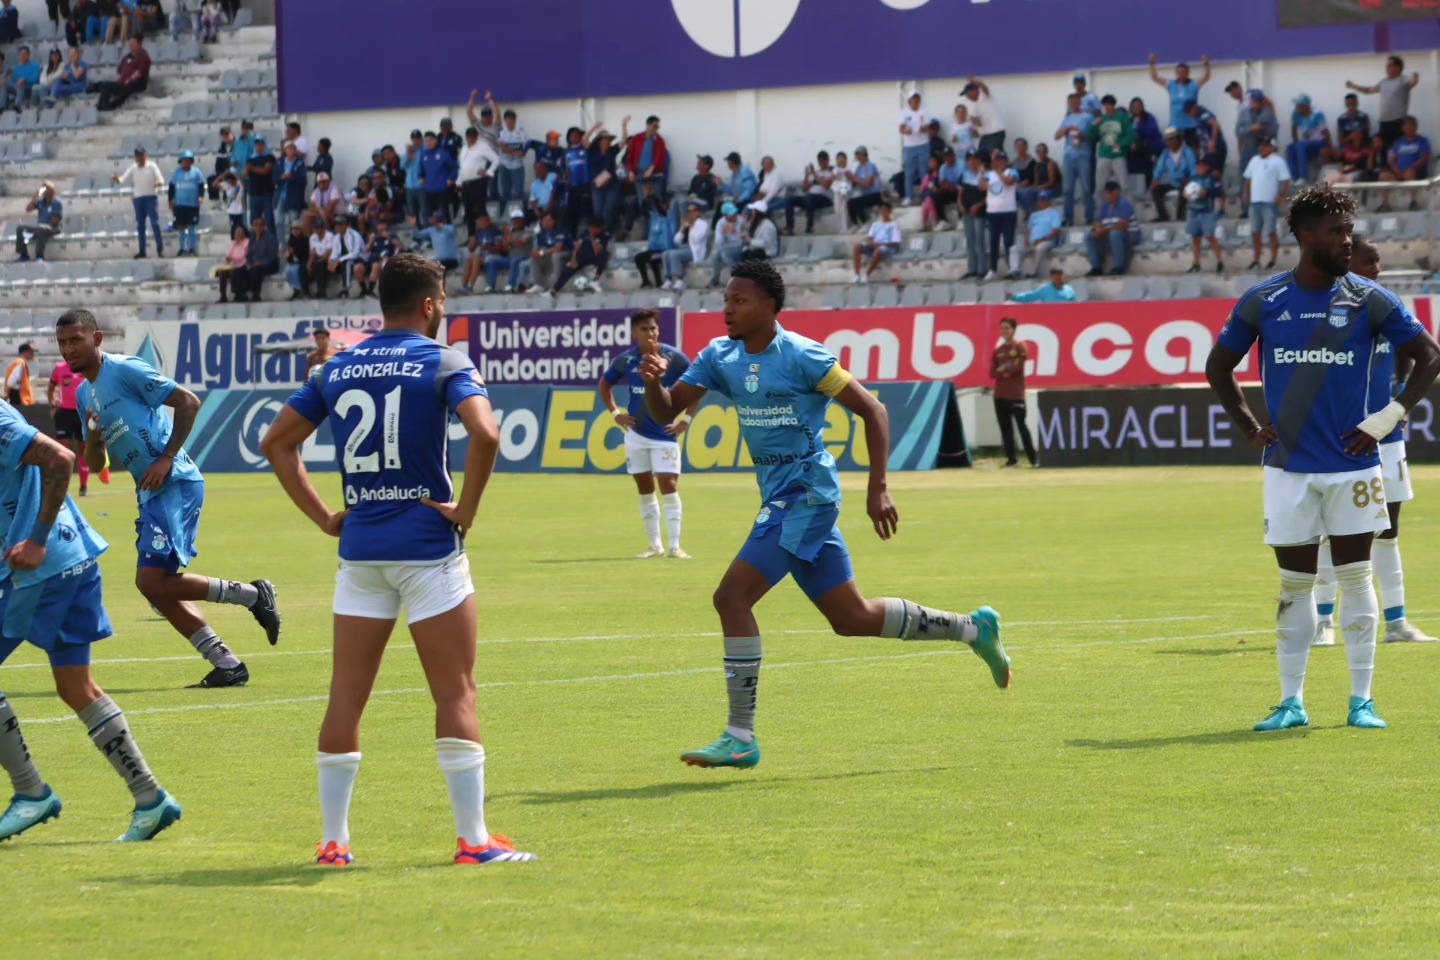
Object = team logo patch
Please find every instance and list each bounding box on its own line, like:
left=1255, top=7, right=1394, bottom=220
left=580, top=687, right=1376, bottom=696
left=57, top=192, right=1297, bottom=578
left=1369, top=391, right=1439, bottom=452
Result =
left=749, top=363, right=761, bottom=372
left=1329, top=309, right=1349, bottom=328
left=756, top=506, right=771, bottom=525
left=149, top=529, right=168, bottom=552
left=744, top=374, right=759, bottom=394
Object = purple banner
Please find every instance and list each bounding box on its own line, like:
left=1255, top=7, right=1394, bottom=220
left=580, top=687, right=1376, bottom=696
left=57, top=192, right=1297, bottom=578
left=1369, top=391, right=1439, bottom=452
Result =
left=463, top=308, right=678, bottom=387
left=277, top=0, right=1440, bottom=114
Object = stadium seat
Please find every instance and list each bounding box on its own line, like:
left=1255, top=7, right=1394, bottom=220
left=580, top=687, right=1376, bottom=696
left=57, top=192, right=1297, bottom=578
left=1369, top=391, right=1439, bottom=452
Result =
left=597, top=291, right=628, bottom=309
left=821, top=286, right=847, bottom=309
left=1221, top=221, right=1253, bottom=249
left=978, top=283, right=1007, bottom=305
left=1231, top=274, right=1260, bottom=295
left=843, top=286, right=872, bottom=309
left=1373, top=215, right=1401, bottom=242
left=1146, top=276, right=1176, bottom=299
left=895, top=235, right=929, bottom=262
left=1118, top=276, right=1148, bottom=302
left=870, top=284, right=899, bottom=307
left=952, top=280, right=979, bottom=303
left=926, top=282, right=955, bottom=306
left=773, top=237, right=808, bottom=264
left=699, top=290, right=725, bottom=311
left=899, top=283, right=927, bottom=307
left=678, top=289, right=702, bottom=312
left=918, top=232, right=958, bottom=260
left=1173, top=276, right=1203, bottom=300
left=801, top=238, right=834, bottom=263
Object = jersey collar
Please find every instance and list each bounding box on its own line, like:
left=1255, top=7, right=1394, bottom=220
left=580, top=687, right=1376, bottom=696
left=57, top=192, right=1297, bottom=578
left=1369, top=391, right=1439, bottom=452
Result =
left=743, top=323, right=784, bottom=358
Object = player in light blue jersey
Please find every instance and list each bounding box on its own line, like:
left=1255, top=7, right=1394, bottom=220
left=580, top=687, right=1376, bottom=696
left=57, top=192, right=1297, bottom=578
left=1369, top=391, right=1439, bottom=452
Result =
left=0, top=404, right=181, bottom=843
left=56, top=310, right=283, bottom=690
left=639, top=259, right=1011, bottom=770
left=1207, top=184, right=1440, bottom=732
left=598, top=309, right=699, bottom=558
left=262, top=254, right=535, bottom=866
left=1312, top=237, right=1435, bottom=646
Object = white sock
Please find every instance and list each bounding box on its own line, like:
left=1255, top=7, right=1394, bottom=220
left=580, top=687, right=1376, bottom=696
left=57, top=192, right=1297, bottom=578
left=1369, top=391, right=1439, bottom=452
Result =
left=189, top=626, right=241, bottom=670
left=638, top=493, right=661, bottom=550
left=1335, top=561, right=1378, bottom=700
left=1372, top=536, right=1405, bottom=623
left=661, top=492, right=682, bottom=550
left=435, top=738, right=488, bottom=847
left=1314, top=540, right=1337, bottom=620
left=205, top=578, right=259, bottom=608
left=1276, top=569, right=1316, bottom=702
left=316, top=751, right=361, bottom=847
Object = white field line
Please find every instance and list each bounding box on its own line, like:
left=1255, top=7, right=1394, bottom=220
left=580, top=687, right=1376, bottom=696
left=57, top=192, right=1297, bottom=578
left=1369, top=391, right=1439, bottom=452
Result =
left=18, top=626, right=1278, bottom=725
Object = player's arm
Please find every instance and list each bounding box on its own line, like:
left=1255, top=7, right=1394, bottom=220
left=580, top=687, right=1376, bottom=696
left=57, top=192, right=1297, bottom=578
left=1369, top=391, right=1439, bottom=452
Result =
left=5, top=432, right=75, bottom=570
left=260, top=405, right=347, bottom=537
left=1205, top=343, right=1275, bottom=450
left=597, top=375, right=636, bottom=429
left=1345, top=329, right=1440, bottom=455
left=833, top=379, right=898, bottom=541
left=46, top=374, right=57, bottom=408
left=421, top=394, right=498, bottom=535
left=640, top=369, right=704, bottom=424
left=139, top=385, right=200, bottom=491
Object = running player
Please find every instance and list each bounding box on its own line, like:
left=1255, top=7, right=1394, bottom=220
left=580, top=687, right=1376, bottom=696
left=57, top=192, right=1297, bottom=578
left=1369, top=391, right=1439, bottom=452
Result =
left=1206, top=184, right=1440, bottom=732
left=54, top=310, right=283, bottom=689
left=638, top=259, right=1011, bottom=769
left=1312, top=236, right=1434, bottom=646
left=0, top=403, right=181, bottom=842
left=47, top=356, right=102, bottom=496
left=598, top=309, right=698, bottom=559
left=261, top=253, right=535, bottom=866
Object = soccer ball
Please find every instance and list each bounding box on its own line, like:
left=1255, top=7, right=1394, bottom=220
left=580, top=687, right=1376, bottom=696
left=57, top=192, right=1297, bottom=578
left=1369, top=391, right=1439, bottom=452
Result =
left=1182, top=181, right=1203, bottom=202
left=573, top=275, right=590, bottom=292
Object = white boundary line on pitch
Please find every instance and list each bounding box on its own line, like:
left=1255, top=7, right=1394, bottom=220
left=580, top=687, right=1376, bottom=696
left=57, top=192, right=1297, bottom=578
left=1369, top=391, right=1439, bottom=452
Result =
left=0, top=613, right=1231, bottom=673
left=18, top=627, right=1276, bottom=726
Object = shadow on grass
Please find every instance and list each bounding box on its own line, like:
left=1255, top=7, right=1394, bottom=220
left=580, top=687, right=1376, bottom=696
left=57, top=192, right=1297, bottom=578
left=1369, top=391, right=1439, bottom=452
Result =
left=4, top=687, right=177, bottom=700
left=1068, top=728, right=1311, bottom=750
left=93, top=865, right=333, bottom=888
left=1152, top=647, right=1259, bottom=658
left=530, top=556, right=646, bottom=564
left=498, top=765, right=961, bottom=805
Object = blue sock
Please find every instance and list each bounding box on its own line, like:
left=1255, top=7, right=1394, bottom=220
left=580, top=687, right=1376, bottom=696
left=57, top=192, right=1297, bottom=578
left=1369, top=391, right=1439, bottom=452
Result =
left=1384, top=605, right=1404, bottom=623
left=1316, top=603, right=1335, bottom=618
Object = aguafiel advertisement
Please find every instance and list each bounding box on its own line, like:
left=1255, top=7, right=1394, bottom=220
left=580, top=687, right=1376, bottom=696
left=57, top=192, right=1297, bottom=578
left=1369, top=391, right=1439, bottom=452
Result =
left=185, top=382, right=952, bottom=474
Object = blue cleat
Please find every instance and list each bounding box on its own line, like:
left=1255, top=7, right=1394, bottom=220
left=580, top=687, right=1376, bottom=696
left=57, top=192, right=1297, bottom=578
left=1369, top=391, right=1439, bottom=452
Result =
left=1254, top=697, right=1309, bottom=731
left=1347, top=697, right=1387, bottom=729
left=0, top=786, right=62, bottom=841
left=681, top=732, right=761, bottom=769
left=115, top=789, right=182, bottom=842
left=969, top=606, right=1011, bottom=689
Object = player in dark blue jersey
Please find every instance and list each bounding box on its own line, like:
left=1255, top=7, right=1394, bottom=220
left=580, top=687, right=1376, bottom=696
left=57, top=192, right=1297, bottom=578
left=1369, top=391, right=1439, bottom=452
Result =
left=55, top=309, right=283, bottom=690
left=1206, top=184, right=1440, bottom=732
left=262, top=254, right=535, bottom=866
left=638, top=259, right=1011, bottom=770
left=598, top=309, right=699, bottom=558
left=0, top=406, right=181, bottom=843
left=1312, top=236, right=1435, bottom=646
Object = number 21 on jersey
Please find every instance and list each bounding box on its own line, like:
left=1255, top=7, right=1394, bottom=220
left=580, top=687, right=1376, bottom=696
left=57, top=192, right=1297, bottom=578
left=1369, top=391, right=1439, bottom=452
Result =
left=335, top=387, right=402, bottom=473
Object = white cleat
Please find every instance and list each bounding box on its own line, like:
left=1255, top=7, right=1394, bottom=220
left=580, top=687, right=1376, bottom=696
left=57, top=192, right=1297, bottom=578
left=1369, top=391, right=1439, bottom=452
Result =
left=667, top=547, right=692, bottom=560
left=1383, top=619, right=1437, bottom=643
left=636, top=546, right=665, bottom=559
left=1312, top=619, right=1336, bottom=647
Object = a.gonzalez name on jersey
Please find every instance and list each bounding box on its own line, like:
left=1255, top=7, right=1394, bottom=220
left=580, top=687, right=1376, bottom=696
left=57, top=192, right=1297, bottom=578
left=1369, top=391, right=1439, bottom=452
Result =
left=327, top=360, right=427, bottom=381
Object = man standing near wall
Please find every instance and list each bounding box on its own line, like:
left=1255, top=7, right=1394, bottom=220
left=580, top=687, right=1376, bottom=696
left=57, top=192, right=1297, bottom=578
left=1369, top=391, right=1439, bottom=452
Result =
left=899, top=92, right=930, bottom=206
left=5, top=344, right=34, bottom=408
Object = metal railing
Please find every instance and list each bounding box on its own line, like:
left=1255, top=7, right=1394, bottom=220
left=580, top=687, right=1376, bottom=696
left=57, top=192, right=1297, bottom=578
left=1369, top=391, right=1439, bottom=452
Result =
left=1333, top=174, right=1440, bottom=292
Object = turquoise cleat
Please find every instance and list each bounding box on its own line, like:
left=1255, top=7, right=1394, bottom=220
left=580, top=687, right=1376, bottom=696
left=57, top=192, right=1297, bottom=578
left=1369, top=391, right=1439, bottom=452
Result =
left=0, top=786, right=62, bottom=841
left=1254, top=697, right=1309, bottom=731
left=969, top=606, right=1012, bottom=689
left=1347, top=697, right=1387, bottom=729
left=116, top=789, right=183, bottom=842
left=681, top=732, right=760, bottom=769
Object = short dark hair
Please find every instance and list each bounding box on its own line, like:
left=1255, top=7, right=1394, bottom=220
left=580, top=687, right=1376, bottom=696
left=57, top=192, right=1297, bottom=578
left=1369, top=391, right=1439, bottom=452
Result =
left=1286, top=182, right=1357, bottom=239
left=730, top=258, right=785, bottom=313
left=646, top=115, right=660, bottom=125
left=1353, top=233, right=1379, bottom=258
left=313, top=328, right=331, bottom=339
left=999, top=317, right=1017, bottom=331
left=318, top=137, right=331, bottom=149
left=630, top=308, right=661, bottom=327
left=378, top=253, right=444, bottom=319
left=1388, top=55, right=1405, bottom=70
left=18, top=342, right=33, bottom=354
left=287, top=121, right=301, bottom=132
left=56, top=309, right=99, bottom=332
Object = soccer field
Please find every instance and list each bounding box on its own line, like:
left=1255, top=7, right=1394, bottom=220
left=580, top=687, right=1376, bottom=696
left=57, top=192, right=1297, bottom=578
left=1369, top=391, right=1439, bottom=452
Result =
left=4, top=466, right=1439, bottom=959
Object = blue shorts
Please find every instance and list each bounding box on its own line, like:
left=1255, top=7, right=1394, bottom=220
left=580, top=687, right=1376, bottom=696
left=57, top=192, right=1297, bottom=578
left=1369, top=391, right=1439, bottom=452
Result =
left=861, top=244, right=894, bottom=260
left=1248, top=201, right=1278, bottom=236
left=0, top=561, right=111, bottom=667
left=136, top=479, right=204, bottom=572
left=736, top=497, right=854, bottom=602
left=1186, top=210, right=1217, bottom=238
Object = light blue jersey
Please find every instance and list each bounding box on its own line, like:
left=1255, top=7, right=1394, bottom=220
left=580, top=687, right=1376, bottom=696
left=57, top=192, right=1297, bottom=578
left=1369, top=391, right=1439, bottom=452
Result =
left=1218, top=272, right=1424, bottom=473
left=286, top=328, right=489, bottom=564
left=171, top=166, right=206, bottom=208
left=0, top=403, right=107, bottom=589
left=76, top=353, right=203, bottom=504
left=680, top=325, right=853, bottom=504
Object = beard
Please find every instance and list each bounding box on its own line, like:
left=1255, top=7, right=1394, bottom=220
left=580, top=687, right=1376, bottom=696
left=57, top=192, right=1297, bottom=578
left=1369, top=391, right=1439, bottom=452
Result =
left=1313, top=247, right=1352, bottom=277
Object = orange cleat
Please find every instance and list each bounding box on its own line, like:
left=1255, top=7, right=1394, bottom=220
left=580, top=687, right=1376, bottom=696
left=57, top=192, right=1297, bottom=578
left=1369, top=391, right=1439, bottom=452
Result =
left=315, top=840, right=353, bottom=866
left=453, top=834, right=537, bottom=864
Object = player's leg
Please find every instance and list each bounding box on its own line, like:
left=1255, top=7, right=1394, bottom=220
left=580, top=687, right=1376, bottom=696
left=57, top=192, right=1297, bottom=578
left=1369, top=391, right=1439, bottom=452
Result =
left=0, top=633, right=59, bottom=841
left=1376, top=443, right=1431, bottom=642
left=657, top=470, right=687, bottom=559
left=70, top=436, right=89, bottom=493
left=1256, top=468, right=1323, bottom=730
left=627, top=434, right=664, bottom=558
left=1312, top=539, right=1337, bottom=646
left=1321, top=467, right=1392, bottom=728
left=405, top=558, right=535, bottom=863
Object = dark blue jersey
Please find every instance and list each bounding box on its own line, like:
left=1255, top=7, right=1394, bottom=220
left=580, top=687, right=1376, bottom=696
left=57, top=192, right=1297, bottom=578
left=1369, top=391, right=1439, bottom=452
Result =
left=602, top=344, right=689, bottom=442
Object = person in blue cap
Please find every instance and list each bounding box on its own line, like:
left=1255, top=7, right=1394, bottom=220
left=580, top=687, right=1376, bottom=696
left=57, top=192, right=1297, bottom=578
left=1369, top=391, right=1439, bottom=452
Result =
left=1287, top=94, right=1331, bottom=181
left=168, top=149, right=206, bottom=256
left=1235, top=88, right=1278, bottom=214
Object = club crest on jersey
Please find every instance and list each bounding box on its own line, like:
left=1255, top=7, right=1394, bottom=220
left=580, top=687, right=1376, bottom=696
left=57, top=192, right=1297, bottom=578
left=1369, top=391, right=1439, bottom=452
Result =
left=1329, top=309, right=1349, bottom=328
left=744, top=374, right=759, bottom=394
left=150, top=531, right=168, bottom=552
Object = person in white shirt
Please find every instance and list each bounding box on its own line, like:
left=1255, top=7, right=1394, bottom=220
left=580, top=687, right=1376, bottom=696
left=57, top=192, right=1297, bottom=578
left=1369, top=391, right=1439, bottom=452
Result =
left=112, top=145, right=166, bottom=258
left=851, top=200, right=901, bottom=283
left=308, top=172, right=345, bottom=230
left=307, top=220, right=341, bottom=298
left=899, top=91, right=931, bottom=205
left=962, top=76, right=1006, bottom=158
left=984, top=151, right=1021, bottom=280
left=950, top=103, right=978, bottom=159
left=1242, top=137, right=1290, bottom=270
left=284, top=122, right=310, bottom=160
left=219, top=169, right=245, bottom=233
left=664, top=202, right=709, bottom=291
left=747, top=156, right=785, bottom=215
left=745, top=210, right=779, bottom=261
left=783, top=151, right=836, bottom=235
left=458, top=125, right=500, bottom=236
left=324, top=214, right=366, bottom=298
left=495, top=109, right=529, bottom=204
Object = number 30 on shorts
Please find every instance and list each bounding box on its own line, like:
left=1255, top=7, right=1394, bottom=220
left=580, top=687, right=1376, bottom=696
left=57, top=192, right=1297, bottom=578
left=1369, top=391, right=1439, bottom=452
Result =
left=1352, top=478, right=1385, bottom=509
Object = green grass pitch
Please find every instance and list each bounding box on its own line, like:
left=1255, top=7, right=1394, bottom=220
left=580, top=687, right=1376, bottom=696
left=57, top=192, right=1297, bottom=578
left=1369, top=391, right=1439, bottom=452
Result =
left=3, top=466, right=1439, bottom=959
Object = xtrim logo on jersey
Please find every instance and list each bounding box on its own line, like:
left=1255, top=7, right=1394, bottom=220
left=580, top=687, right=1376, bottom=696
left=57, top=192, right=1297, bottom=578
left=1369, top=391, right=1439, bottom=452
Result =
left=1272, top=348, right=1356, bottom=366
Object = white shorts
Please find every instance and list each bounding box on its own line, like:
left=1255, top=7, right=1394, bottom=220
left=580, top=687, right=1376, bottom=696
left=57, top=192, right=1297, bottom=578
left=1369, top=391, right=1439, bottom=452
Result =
left=1263, top=465, right=1391, bottom=546
left=333, top=554, right=474, bottom=625
left=1380, top=440, right=1413, bottom=504
left=625, top=432, right=681, bottom=476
